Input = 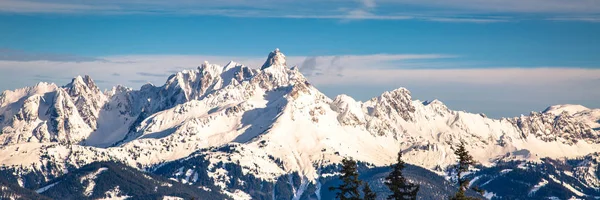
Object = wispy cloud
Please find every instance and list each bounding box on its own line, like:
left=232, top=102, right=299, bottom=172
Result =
left=0, top=51, right=599, bottom=117
left=425, top=17, right=511, bottom=23
left=0, top=51, right=596, bottom=90
left=0, top=48, right=107, bottom=62
left=0, top=0, right=119, bottom=13
left=295, top=54, right=458, bottom=77
left=137, top=72, right=168, bottom=77
left=299, top=57, right=318, bottom=77
left=0, top=52, right=457, bottom=91
left=31, top=74, right=69, bottom=83
left=1, top=0, right=598, bottom=22
left=547, top=16, right=600, bottom=22
left=310, top=67, right=600, bottom=86
left=128, top=79, right=149, bottom=83
left=361, top=0, right=376, bottom=9
left=276, top=13, right=510, bottom=23
left=281, top=13, right=415, bottom=21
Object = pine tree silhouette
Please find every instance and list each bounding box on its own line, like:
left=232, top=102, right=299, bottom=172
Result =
left=329, top=158, right=363, bottom=200
left=385, top=151, right=419, bottom=200
left=363, top=182, right=377, bottom=200
left=450, top=142, right=482, bottom=200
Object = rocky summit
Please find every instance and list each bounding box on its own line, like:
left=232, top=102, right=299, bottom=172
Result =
left=1, top=49, right=599, bottom=199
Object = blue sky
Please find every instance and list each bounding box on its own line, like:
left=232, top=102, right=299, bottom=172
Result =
left=0, top=0, right=599, bottom=118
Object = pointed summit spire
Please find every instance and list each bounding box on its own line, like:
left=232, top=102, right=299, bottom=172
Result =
left=261, top=48, right=287, bottom=70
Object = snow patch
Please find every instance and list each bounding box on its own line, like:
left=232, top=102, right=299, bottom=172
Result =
left=483, top=191, right=496, bottom=199
left=500, top=169, right=513, bottom=174
left=544, top=104, right=589, bottom=116
left=162, top=196, right=184, bottom=200
left=35, top=181, right=60, bottom=194
left=224, top=189, right=252, bottom=200
left=549, top=175, right=586, bottom=197
left=97, top=186, right=131, bottom=200
left=528, top=178, right=548, bottom=196
left=81, top=167, right=109, bottom=197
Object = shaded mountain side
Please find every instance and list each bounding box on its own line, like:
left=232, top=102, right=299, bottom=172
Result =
left=1, top=49, right=600, bottom=200
left=153, top=151, right=485, bottom=200
left=38, top=161, right=229, bottom=200
left=0, top=175, right=51, bottom=200
left=327, top=165, right=486, bottom=200
left=5, top=156, right=600, bottom=199
left=0, top=162, right=65, bottom=190
left=469, top=155, right=600, bottom=199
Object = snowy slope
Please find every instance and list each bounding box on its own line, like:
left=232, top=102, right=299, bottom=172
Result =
left=0, top=49, right=599, bottom=197
left=544, top=104, right=600, bottom=130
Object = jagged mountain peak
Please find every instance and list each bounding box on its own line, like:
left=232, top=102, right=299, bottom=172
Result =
left=107, top=85, right=131, bottom=95
left=423, top=99, right=443, bottom=106
left=543, top=104, right=590, bottom=116
left=64, top=75, right=101, bottom=97
left=1, top=81, right=58, bottom=102
left=67, top=75, right=96, bottom=88
left=2, top=51, right=600, bottom=200
left=261, top=48, right=287, bottom=70
left=370, top=87, right=411, bottom=102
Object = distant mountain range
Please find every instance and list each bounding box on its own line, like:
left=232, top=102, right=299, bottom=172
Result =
left=1, top=49, right=599, bottom=199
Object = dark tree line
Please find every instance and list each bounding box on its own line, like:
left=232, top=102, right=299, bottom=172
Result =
left=330, top=142, right=484, bottom=200
left=329, top=158, right=371, bottom=200
left=450, top=142, right=485, bottom=200
left=330, top=151, right=419, bottom=200
left=385, top=151, right=420, bottom=200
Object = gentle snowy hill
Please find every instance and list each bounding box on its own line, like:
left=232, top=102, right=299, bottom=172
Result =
left=0, top=49, right=599, bottom=199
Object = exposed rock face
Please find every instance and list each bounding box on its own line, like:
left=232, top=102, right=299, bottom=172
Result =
left=0, top=49, right=599, bottom=199
left=509, top=111, right=599, bottom=144
left=261, top=48, right=286, bottom=70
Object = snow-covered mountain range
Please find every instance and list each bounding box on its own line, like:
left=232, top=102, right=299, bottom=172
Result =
left=1, top=49, right=599, bottom=199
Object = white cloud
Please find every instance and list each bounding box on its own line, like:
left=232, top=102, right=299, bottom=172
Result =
left=281, top=13, right=416, bottom=20
left=547, top=16, right=600, bottom=22
left=0, top=53, right=597, bottom=89
left=378, top=0, right=600, bottom=14
left=0, top=0, right=119, bottom=13
left=309, top=67, right=600, bottom=86
left=359, top=0, right=376, bottom=8
left=1, top=0, right=598, bottom=22
left=1, top=53, right=599, bottom=117
left=424, top=17, right=510, bottom=23
left=0, top=53, right=453, bottom=90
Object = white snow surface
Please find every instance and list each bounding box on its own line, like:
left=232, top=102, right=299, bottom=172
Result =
left=224, top=189, right=253, bottom=200
left=483, top=191, right=496, bottom=199
left=98, top=186, right=130, bottom=200
left=1, top=49, right=600, bottom=187
left=544, top=104, right=591, bottom=116
left=0, top=185, right=21, bottom=200
left=549, top=174, right=586, bottom=197
left=162, top=196, right=184, bottom=200
left=35, top=181, right=60, bottom=194
left=528, top=178, right=548, bottom=196
left=81, top=167, right=109, bottom=197
left=544, top=104, right=600, bottom=129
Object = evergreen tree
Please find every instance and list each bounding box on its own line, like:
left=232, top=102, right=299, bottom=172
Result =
left=385, top=151, right=419, bottom=200
left=362, top=182, right=377, bottom=200
left=329, top=158, right=363, bottom=200
left=450, top=142, right=481, bottom=200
